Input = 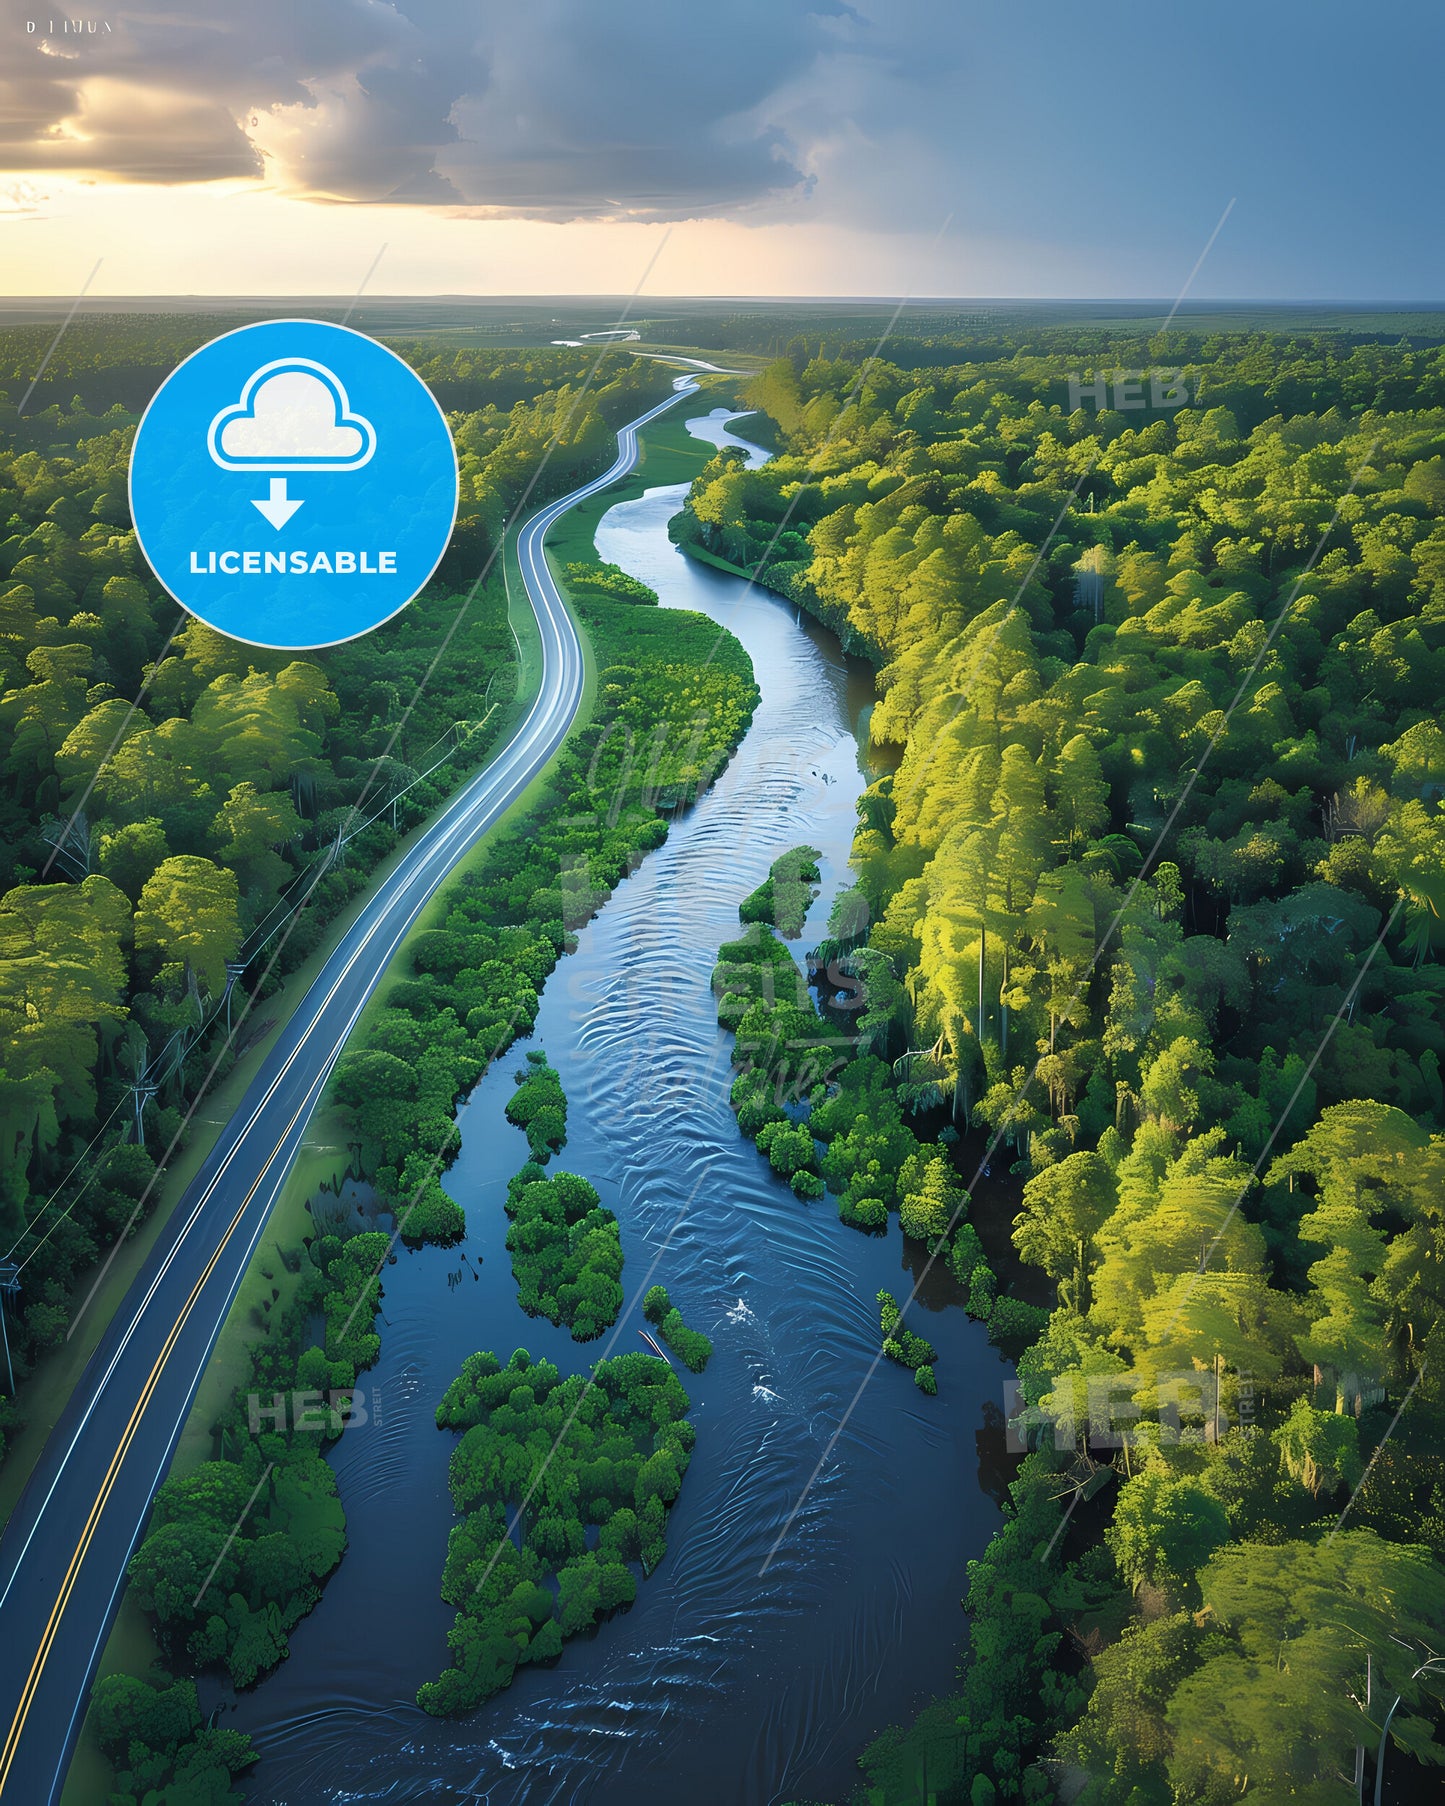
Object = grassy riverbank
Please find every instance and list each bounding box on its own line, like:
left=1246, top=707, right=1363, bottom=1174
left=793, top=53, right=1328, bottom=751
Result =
left=544, top=374, right=742, bottom=572
left=0, top=341, right=679, bottom=1523
left=66, top=394, right=760, bottom=1801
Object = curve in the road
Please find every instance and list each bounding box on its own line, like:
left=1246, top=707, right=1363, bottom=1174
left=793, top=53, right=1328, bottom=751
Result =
left=0, top=374, right=698, bottom=1804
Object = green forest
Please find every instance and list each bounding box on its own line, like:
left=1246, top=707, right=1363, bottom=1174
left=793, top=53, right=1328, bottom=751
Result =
left=6, top=310, right=1444, bottom=1804
left=0, top=324, right=674, bottom=1460
left=501, top=1051, right=626, bottom=1340
left=101, top=534, right=755, bottom=1783
left=421, top=1345, right=695, bottom=1717
left=676, top=331, right=1445, bottom=1803
left=2, top=323, right=760, bottom=1795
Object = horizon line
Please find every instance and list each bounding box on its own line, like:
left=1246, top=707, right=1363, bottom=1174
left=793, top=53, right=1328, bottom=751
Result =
left=0, top=293, right=1443, bottom=309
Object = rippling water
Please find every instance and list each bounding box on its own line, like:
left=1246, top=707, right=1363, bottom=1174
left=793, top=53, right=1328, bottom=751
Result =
left=230, top=412, right=1007, bottom=1805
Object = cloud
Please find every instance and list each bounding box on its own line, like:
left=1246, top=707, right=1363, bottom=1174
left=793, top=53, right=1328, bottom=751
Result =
left=0, top=0, right=959, bottom=221
left=209, top=363, right=376, bottom=470
left=0, top=179, right=48, bottom=216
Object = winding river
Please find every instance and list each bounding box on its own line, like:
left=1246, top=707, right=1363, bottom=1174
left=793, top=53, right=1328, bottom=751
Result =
left=230, top=411, right=1007, bottom=1805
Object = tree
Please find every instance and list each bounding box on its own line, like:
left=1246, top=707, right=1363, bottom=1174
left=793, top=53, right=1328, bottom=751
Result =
left=54, top=698, right=146, bottom=801
left=127, top=1519, right=239, bottom=1627
left=98, top=816, right=170, bottom=901
left=755, top=1118, right=817, bottom=1181
left=1167, top=1533, right=1445, bottom=1799
left=1381, top=718, right=1445, bottom=798
left=135, top=855, right=241, bottom=995
left=1, top=642, right=92, bottom=780
left=1013, top=1151, right=1116, bottom=1311
left=1272, top=1397, right=1362, bottom=1497
left=994, top=743, right=1052, bottom=915
left=1056, top=733, right=1110, bottom=847
left=332, top=1049, right=420, bottom=1167
left=1091, top=1130, right=1274, bottom=1366
left=1106, top=1462, right=1230, bottom=1602
left=1139, top=1036, right=1213, bottom=1133
left=1272, top=1102, right=1445, bottom=1405
left=211, top=781, right=303, bottom=909
left=1057, top=1612, right=1206, bottom=1798
left=0, top=873, right=130, bottom=1223
left=899, top=1152, right=967, bottom=1244
left=88, top=1671, right=257, bottom=1803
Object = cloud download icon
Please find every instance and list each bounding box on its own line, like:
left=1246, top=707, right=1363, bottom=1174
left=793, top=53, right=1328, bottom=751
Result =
left=129, top=320, right=457, bottom=650
left=207, top=358, right=379, bottom=531
left=209, top=361, right=378, bottom=471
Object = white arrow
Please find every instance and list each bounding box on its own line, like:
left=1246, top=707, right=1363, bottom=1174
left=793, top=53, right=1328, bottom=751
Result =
left=252, top=477, right=304, bottom=531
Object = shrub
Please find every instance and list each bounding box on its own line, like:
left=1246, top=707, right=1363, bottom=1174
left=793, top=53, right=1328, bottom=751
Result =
left=658, top=1307, right=713, bottom=1373
left=987, top=1297, right=1051, bottom=1346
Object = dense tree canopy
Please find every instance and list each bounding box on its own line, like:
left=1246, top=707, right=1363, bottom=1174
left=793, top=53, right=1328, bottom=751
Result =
left=0, top=338, right=679, bottom=1443
left=420, top=1346, right=695, bottom=1717
left=686, top=328, right=1445, bottom=1803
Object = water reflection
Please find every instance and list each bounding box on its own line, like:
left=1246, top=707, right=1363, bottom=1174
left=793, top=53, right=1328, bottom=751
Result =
left=231, top=412, right=1005, bottom=1805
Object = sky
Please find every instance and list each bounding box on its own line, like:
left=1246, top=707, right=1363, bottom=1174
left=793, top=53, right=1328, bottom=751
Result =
left=1, top=0, right=1440, bottom=300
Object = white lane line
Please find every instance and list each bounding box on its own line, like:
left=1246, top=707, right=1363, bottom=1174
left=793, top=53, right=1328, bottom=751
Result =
left=0, top=383, right=693, bottom=1629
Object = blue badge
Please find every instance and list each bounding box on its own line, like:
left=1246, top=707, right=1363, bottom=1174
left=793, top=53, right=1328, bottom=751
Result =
left=129, top=320, right=458, bottom=650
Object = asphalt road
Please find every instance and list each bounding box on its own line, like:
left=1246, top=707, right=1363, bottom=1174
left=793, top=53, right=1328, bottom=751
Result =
left=0, top=374, right=697, bottom=1803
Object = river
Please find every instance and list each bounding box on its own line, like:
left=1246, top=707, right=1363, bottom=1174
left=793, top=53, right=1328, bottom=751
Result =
left=230, top=410, right=1008, bottom=1805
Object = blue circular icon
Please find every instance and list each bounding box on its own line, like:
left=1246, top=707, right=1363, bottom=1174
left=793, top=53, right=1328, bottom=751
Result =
left=129, top=320, right=458, bottom=650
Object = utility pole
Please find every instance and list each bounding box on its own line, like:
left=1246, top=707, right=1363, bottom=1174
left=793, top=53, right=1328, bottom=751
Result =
left=0, top=1262, right=19, bottom=1395
left=128, top=1078, right=158, bottom=1144
left=1375, top=1653, right=1445, bottom=1805
left=223, top=959, right=248, bottom=1033
left=977, top=923, right=986, bottom=1049
left=1354, top=1652, right=1372, bottom=1802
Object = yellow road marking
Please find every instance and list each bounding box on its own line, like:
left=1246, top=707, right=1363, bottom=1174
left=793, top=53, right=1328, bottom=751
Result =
left=0, top=1099, right=309, bottom=1794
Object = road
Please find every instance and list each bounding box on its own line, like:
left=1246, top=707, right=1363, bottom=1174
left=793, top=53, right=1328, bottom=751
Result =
left=0, top=374, right=698, bottom=1802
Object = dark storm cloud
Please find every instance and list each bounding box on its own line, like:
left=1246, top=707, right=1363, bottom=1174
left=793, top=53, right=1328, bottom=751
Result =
left=0, top=0, right=931, bottom=217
